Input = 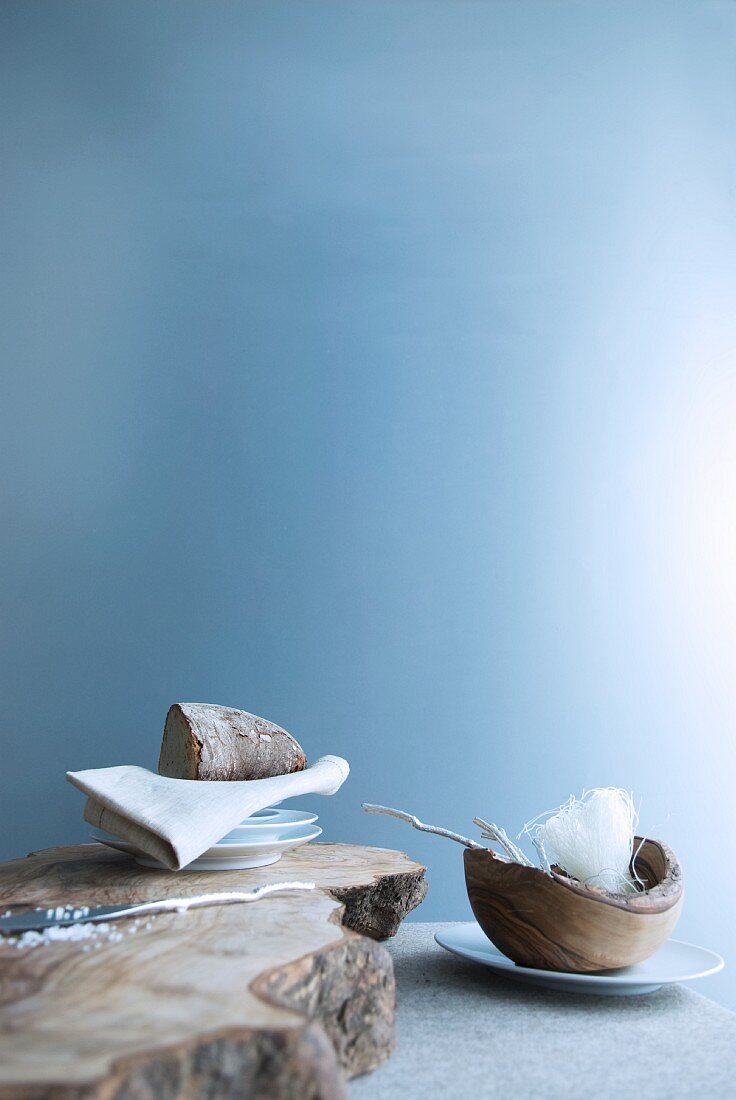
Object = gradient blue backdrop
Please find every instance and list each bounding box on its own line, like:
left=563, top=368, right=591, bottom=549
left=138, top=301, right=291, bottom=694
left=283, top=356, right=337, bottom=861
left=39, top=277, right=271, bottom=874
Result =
left=2, top=1, right=736, bottom=1007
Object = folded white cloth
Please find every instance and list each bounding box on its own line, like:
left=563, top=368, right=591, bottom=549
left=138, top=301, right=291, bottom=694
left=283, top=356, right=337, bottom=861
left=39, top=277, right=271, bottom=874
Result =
left=67, top=755, right=349, bottom=870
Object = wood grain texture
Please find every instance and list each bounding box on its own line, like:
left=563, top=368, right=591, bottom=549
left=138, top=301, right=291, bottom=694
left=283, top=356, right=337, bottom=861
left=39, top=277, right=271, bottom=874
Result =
left=464, top=836, right=683, bottom=973
left=0, top=842, right=427, bottom=1099
left=158, top=703, right=307, bottom=781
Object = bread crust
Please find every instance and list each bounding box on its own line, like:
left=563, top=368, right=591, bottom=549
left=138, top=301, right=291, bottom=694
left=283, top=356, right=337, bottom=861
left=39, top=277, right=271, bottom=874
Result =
left=158, top=703, right=307, bottom=780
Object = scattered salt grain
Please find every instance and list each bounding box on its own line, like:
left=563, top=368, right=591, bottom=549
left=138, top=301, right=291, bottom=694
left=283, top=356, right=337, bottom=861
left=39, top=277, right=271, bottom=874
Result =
left=1, top=915, right=156, bottom=950
left=2, top=922, right=113, bottom=949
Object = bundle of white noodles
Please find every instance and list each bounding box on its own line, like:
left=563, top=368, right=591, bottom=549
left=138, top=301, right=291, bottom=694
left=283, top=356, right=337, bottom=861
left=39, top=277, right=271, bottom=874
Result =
left=527, top=788, right=639, bottom=895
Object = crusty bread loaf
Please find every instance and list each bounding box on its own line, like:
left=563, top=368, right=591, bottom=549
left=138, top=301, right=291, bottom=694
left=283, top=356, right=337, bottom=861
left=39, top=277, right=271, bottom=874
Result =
left=158, top=703, right=307, bottom=781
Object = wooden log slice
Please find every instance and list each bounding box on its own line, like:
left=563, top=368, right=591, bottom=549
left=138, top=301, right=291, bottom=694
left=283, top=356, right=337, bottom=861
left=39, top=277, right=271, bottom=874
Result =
left=0, top=842, right=427, bottom=1099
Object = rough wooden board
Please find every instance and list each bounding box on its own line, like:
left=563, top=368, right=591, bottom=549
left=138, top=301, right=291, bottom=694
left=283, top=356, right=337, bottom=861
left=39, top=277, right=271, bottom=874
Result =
left=0, top=842, right=427, bottom=1099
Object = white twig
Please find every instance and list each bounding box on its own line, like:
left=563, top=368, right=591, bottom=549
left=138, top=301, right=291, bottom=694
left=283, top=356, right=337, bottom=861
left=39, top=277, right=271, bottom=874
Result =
left=532, top=834, right=552, bottom=875
left=473, top=818, right=534, bottom=866
left=362, top=804, right=484, bottom=849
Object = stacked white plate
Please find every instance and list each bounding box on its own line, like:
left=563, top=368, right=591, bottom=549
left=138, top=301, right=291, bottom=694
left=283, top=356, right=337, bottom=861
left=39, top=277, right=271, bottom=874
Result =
left=92, top=807, right=322, bottom=871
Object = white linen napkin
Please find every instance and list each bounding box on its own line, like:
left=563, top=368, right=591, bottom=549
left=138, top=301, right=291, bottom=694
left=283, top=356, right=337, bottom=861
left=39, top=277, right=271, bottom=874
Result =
left=67, top=755, right=349, bottom=870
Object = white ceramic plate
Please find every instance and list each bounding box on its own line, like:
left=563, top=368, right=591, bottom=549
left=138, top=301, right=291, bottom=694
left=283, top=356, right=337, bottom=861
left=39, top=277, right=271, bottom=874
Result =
left=435, top=922, right=724, bottom=996
left=225, top=808, right=318, bottom=841
left=93, top=824, right=322, bottom=871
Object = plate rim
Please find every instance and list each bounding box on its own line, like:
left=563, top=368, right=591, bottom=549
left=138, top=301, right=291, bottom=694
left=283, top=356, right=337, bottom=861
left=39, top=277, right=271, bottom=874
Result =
left=92, top=824, right=322, bottom=860
left=434, top=921, right=724, bottom=985
left=228, top=809, right=319, bottom=830
left=213, top=823, right=321, bottom=849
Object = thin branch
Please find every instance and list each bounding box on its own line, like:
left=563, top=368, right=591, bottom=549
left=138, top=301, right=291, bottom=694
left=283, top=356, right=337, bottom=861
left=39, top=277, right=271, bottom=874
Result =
left=532, top=834, right=552, bottom=875
left=473, top=818, right=534, bottom=866
left=362, top=803, right=484, bottom=849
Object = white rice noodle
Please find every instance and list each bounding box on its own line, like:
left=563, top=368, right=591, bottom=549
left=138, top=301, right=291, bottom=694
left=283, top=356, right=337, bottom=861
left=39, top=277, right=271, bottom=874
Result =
left=528, top=788, right=639, bottom=895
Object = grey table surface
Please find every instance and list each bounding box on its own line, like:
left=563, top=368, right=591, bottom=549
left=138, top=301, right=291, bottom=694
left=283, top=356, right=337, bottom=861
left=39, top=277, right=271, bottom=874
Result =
left=350, top=923, right=736, bottom=1100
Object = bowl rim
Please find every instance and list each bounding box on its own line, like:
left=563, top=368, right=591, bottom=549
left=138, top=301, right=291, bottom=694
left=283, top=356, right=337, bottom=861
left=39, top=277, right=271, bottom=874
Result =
left=464, top=835, right=683, bottom=915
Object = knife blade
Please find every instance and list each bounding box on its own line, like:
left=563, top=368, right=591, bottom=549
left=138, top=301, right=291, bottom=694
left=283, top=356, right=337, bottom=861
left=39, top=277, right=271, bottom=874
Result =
left=0, top=881, right=316, bottom=934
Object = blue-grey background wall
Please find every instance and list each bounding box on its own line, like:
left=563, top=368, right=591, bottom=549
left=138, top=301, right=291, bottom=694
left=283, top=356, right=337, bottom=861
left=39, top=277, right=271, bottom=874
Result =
left=2, top=1, right=735, bottom=1006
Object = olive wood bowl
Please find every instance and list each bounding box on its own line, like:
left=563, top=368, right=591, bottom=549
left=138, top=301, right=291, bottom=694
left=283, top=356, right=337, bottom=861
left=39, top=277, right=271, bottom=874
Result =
left=464, top=836, right=683, bottom=972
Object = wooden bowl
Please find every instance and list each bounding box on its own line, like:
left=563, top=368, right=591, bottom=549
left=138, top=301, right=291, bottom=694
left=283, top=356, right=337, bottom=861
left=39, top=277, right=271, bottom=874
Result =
left=464, top=837, right=683, bottom=972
